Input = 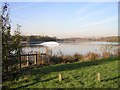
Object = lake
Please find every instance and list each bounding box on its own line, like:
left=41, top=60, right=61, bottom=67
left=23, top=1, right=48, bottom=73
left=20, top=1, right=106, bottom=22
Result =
left=22, top=41, right=119, bottom=55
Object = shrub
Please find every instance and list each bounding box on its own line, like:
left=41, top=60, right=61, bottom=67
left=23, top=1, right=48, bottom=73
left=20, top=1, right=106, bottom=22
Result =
left=113, top=48, right=120, bottom=57
left=73, top=53, right=83, bottom=62
left=62, top=55, right=74, bottom=63
left=84, top=52, right=100, bottom=60
left=50, top=53, right=83, bottom=64
left=102, top=51, right=112, bottom=58
left=50, top=55, right=62, bottom=64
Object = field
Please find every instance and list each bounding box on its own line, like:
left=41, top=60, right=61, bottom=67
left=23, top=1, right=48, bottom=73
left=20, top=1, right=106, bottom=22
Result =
left=3, top=57, right=119, bottom=88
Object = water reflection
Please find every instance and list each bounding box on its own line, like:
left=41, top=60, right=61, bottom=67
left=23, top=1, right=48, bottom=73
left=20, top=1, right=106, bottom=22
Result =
left=22, top=41, right=118, bottom=55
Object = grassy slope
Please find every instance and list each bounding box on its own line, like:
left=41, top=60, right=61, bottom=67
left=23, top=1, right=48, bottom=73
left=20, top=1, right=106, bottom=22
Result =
left=3, top=57, right=119, bottom=88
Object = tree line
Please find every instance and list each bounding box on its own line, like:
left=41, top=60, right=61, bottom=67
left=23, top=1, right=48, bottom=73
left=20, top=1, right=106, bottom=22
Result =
left=22, top=35, right=57, bottom=43
left=97, top=36, right=120, bottom=42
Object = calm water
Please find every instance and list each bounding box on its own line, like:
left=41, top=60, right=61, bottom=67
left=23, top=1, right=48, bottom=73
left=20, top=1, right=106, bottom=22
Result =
left=22, top=41, right=119, bottom=55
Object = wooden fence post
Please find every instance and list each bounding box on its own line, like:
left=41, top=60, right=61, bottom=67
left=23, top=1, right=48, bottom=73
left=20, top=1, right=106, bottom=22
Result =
left=41, top=53, right=44, bottom=64
left=27, top=53, right=29, bottom=66
left=45, top=47, right=50, bottom=64
left=41, top=54, right=44, bottom=64
left=19, top=55, right=21, bottom=72
left=59, top=74, right=62, bottom=81
left=97, top=72, right=101, bottom=82
left=34, top=52, right=37, bottom=65
left=36, top=52, right=38, bottom=64
left=38, top=51, right=40, bottom=65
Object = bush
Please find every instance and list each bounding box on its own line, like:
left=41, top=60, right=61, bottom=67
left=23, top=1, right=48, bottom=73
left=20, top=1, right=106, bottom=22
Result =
left=113, top=48, right=120, bottom=57
left=73, top=53, right=83, bottom=62
left=50, top=55, right=62, bottom=64
left=102, top=52, right=112, bottom=58
left=62, top=55, right=73, bottom=63
left=50, top=53, right=83, bottom=64
left=84, top=52, right=100, bottom=60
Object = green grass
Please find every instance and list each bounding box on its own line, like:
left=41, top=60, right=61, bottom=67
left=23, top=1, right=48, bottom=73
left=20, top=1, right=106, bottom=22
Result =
left=3, top=57, right=119, bottom=88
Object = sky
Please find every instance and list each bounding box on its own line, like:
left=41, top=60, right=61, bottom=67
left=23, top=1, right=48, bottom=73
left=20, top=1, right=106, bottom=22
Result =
left=0, top=2, right=118, bottom=38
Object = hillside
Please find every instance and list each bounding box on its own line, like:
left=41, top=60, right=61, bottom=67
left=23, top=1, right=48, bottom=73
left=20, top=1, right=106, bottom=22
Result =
left=59, top=36, right=120, bottom=42
left=21, top=35, right=120, bottom=45
left=3, top=57, right=119, bottom=88
left=97, top=36, right=120, bottom=42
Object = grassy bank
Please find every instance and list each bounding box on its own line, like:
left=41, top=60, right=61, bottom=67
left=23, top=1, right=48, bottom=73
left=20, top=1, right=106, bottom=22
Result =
left=3, top=57, right=119, bottom=88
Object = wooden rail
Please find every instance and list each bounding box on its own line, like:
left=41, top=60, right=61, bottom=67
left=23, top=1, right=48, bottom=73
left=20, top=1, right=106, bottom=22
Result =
left=11, top=52, right=50, bottom=70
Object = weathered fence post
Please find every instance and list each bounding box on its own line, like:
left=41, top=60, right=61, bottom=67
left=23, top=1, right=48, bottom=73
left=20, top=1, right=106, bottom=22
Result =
left=36, top=52, right=39, bottom=64
left=97, top=72, right=101, bottom=82
left=43, top=54, right=45, bottom=64
left=27, top=53, right=29, bottom=66
left=45, top=47, right=50, bottom=64
left=34, top=52, right=37, bottom=65
left=41, top=53, right=44, bottom=64
left=38, top=51, right=40, bottom=65
left=19, top=55, right=21, bottom=72
left=59, top=74, right=62, bottom=81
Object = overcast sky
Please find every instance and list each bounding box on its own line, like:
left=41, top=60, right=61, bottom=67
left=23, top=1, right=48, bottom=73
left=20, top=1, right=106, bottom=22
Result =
left=1, top=2, right=118, bottom=38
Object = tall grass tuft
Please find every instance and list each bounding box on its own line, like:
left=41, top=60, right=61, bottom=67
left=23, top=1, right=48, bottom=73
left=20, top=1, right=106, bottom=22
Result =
left=84, top=52, right=100, bottom=60
left=102, top=52, right=112, bottom=58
